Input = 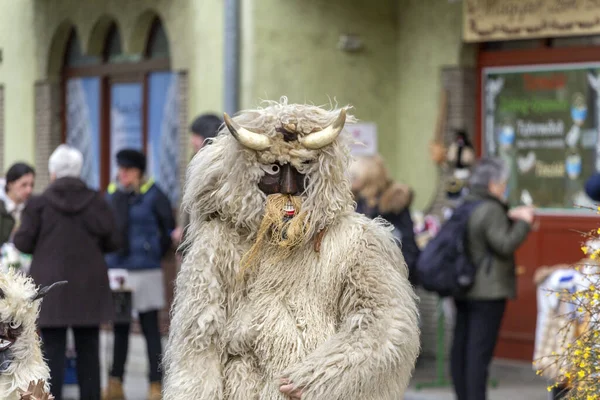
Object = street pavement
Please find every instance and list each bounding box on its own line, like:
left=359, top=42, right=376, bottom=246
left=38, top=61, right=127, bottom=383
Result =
left=60, top=332, right=548, bottom=400
left=405, top=358, right=548, bottom=400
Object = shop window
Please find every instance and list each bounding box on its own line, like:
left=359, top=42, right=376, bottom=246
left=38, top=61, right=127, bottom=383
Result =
left=482, top=64, right=600, bottom=211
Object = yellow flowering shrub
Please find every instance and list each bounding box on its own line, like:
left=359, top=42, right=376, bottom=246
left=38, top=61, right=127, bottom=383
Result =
left=534, top=237, right=600, bottom=399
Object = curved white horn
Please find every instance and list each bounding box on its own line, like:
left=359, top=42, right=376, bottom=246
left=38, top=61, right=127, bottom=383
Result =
left=299, top=109, right=347, bottom=150
left=223, top=113, right=271, bottom=151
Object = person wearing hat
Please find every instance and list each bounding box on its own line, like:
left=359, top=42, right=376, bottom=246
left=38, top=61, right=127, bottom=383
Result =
left=103, top=149, right=175, bottom=400
left=171, top=113, right=222, bottom=255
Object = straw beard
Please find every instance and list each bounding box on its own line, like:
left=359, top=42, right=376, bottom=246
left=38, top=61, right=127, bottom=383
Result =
left=240, top=194, right=309, bottom=274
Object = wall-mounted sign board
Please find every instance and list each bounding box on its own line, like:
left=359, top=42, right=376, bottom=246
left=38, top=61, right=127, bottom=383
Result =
left=347, top=122, right=377, bottom=156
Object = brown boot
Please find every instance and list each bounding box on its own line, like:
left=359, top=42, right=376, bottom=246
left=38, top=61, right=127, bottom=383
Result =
left=103, top=377, right=125, bottom=400
left=148, top=382, right=162, bottom=400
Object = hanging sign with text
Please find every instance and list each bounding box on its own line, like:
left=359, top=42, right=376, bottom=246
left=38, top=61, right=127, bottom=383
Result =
left=347, top=122, right=378, bottom=156
left=464, top=0, right=600, bottom=42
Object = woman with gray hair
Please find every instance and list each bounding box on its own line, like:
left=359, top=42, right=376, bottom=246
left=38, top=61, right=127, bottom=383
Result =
left=450, top=157, right=534, bottom=400
left=14, top=144, right=120, bottom=400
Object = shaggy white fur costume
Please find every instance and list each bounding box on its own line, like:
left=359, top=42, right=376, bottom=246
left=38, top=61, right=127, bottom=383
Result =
left=0, top=271, right=50, bottom=399
left=163, top=99, right=420, bottom=400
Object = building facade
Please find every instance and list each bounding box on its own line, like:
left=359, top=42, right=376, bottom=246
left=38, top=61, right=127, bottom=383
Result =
left=1, top=0, right=598, bottom=360
left=0, top=0, right=462, bottom=210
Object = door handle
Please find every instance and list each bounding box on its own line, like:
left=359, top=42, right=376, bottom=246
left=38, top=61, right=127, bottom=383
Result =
left=516, top=265, right=526, bottom=276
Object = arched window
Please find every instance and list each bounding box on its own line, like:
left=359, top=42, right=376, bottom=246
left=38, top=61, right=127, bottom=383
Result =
left=62, top=16, right=173, bottom=193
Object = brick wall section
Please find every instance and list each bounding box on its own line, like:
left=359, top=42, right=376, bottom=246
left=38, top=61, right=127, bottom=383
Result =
left=0, top=86, right=4, bottom=176
left=418, top=67, right=476, bottom=358
left=178, top=71, right=189, bottom=213
left=34, top=81, right=62, bottom=193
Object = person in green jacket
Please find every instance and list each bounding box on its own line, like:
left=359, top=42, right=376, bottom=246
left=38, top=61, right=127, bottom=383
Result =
left=451, top=157, right=534, bottom=400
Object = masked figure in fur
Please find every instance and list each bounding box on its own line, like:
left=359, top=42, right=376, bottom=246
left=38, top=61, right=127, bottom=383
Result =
left=163, top=98, right=420, bottom=400
left=0, top=271, right=64, bottom=399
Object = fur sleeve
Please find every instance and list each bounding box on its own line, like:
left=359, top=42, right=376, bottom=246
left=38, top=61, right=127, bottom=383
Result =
left=280, top=220, right=421, bottom=399
left=162, top=223, right=227, bottom=400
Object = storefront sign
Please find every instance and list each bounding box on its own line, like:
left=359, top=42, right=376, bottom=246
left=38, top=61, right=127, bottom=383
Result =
left=348, top=122, right=378, bottom=156
left=482, top=63, right=600, bottom=210
left=464, top=0, right=600, bottom=42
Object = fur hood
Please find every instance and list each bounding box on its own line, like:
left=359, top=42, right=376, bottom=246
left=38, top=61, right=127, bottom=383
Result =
left=377, top=182, right=413, bottom=214
left=350, top=154, right=413, bottom=215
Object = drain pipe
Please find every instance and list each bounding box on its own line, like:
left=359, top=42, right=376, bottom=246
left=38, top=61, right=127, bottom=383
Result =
left=224, top=0, right=240, bottom=115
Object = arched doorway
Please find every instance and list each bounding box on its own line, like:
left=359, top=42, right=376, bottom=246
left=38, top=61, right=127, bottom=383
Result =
left=62, top=16, right=178, bottom=202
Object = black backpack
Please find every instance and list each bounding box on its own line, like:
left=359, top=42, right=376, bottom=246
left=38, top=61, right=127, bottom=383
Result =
left=416, top=201, right=483, bottom=297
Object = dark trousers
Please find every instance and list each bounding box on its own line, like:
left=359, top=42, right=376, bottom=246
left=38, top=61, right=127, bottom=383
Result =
left=110, top=310, right=162, bottom=383
left=41, top=326, right=101, bottom=400
left=450, top=299, right=506, bottom=400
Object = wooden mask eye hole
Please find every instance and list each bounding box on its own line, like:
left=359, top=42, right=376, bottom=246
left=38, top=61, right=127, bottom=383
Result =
left=260, top=164, right=280, bottom=175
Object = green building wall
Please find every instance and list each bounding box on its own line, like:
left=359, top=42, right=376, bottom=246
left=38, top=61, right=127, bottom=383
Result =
left=0, top=0, right=37, bottom=169
left=396, top=0, right=474, bottom=209
left=242, top=0, right=472, bottom=210
left=0, top=0, right=473, bottom=212
left=241, top=0, right=400, bottom=177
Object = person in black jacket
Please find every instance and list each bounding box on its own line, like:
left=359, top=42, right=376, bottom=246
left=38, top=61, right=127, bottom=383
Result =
left=350, top=154, right=420, bottom=285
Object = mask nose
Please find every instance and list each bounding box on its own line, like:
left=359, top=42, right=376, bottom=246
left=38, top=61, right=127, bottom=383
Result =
left=280, top=164, right=299, bottom=195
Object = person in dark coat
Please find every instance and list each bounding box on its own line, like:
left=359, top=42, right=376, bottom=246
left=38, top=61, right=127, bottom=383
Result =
left=171, top=113, right=222, bottom=257
left=13, top=145, right=119, bottom=400
left=104, top=149, right=175, bottom=400
left=350, top=154, right=421, bottom=285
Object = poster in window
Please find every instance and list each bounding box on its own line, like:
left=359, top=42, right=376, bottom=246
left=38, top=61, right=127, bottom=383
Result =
left=66, top=77, right=100, bottom=189
left=147, top=72, right=180, bottom=205
left=483, top=64, right=600, bottom=210
left=110, top=83, right=143, bottom=181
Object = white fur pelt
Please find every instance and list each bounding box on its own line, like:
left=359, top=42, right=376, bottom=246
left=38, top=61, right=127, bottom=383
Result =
left=163, top=98, right=421, bottom=399
left=0, top=270, right=50, bottom=399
